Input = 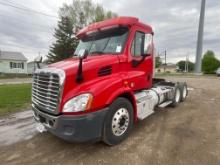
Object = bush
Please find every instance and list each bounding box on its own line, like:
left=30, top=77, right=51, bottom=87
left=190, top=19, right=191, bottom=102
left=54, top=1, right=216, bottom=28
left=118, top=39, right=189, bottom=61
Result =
left=177, top=60, right=195, bottom=72
left=202, top=50, right=220, bottom=74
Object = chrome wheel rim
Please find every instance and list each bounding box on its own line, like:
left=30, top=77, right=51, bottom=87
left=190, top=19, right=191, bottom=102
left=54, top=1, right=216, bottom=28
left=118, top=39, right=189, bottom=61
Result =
left=112, top=108, right=129, bottom=136
left=182, top=86, right=187, bottom=99
left=175, top=89, right=181, bottom=102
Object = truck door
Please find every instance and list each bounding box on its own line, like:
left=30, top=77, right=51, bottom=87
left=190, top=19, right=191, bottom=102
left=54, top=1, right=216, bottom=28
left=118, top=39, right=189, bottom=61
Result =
left=127, top=29, right=153, bottom=90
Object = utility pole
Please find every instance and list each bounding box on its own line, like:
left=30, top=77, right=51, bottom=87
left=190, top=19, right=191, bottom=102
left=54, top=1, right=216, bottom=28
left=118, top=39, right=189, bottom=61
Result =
left=195, top=0, right=206, bottom=75
left=187, top=54, right=189, bottom=73
left=34, top=58, right=36, bottom=72
left=185, top=53, right=189, bottom=73
left=164, top=50, right=167, bottom=72
left=165, top=50, right=167, bottom=66
left=186, top=53, right=189, bottom=73
left=158, top=50, right=167, bottom=72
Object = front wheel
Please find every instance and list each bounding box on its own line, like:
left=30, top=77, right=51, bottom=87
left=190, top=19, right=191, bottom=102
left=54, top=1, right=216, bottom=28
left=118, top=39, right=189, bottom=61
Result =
left=103, top=97, right=134, bottom=146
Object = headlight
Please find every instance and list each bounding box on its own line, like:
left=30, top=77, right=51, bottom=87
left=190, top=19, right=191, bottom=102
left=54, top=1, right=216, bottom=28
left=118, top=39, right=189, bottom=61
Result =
left=63, top=93, right=93, bottom=112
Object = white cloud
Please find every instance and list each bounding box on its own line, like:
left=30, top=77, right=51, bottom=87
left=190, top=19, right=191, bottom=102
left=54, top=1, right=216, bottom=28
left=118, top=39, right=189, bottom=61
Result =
left=0, top=0, right=219, bottom=63
left=0, top=0, right=72, bottom=61
left=170, top=8, right=198, bottom=17
left=95, top=0, right=220, bottom=63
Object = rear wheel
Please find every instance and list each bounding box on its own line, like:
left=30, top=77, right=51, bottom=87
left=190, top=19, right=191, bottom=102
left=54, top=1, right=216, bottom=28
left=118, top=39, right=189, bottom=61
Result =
left=180, top=82, right=188, bottom=102
left=170, top=84, right=181, bottom=107
left=103, top=97, right=133, bottom=146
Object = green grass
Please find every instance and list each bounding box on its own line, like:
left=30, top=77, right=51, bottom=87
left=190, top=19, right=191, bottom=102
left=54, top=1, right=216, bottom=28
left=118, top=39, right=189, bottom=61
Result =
left=0, top=84, right=32, bottom=116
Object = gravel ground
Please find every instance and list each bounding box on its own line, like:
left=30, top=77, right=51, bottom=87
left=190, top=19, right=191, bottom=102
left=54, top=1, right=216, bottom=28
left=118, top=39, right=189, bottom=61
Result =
left=0, top=78, right=32, bottom=85
left=0, top=76, right=220, bottom=165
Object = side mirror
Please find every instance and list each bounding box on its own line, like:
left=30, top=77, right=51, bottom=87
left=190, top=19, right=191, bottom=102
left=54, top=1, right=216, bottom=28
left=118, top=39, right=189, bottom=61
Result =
left=78, top=49, right=88, bottom=59
left=34, top=55, right=42, bottom=63
left=141, top=34, right=153, bottom=57
left=76, top=49, right=88, bottom=83
left=132, top=33, right=153, bottom=67
left=34, top=55, right=42, bottom=69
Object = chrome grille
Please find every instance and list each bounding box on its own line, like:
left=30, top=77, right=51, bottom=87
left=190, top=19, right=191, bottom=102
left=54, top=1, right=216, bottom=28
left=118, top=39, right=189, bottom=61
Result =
left=32, top=69, right=65, bottom=114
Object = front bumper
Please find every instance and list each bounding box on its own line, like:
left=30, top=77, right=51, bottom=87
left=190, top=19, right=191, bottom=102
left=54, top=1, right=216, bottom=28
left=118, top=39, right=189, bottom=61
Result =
left=33, top=105, right=109, bottom=142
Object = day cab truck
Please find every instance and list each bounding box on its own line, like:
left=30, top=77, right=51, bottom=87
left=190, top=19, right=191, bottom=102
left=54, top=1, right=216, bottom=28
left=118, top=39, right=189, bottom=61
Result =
left=32, top=17, right=188, bottom=145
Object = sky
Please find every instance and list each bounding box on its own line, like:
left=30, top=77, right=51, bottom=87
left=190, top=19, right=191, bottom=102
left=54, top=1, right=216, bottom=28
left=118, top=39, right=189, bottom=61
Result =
left=0, top=0, right=219, bottom=63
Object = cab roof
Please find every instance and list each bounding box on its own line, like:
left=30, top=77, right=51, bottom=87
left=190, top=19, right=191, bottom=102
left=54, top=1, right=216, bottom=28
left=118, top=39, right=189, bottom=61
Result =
left=76, top=16, right=153, bottom=38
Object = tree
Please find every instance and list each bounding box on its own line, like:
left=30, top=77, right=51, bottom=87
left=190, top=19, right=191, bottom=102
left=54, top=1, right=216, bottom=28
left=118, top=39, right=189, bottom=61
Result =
left=61, top=0, right=117, bottom=32
left=47, top=16, right=78, bottom=63
left=47, top=0, right=117, bottom=63
left=155, top=56, right=162, bottom=68
left=202, top=50, right=220, bottom=74
left=177, top=60, right=195, bottom=72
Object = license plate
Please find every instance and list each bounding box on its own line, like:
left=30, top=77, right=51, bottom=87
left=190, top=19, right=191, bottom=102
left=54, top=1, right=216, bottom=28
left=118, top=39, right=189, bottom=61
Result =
left=36, top=123, right=47, bottom=133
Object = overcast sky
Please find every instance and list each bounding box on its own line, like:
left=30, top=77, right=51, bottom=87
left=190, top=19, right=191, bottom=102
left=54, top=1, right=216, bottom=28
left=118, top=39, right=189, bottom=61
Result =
left=0, top=0, right=219, bottom=63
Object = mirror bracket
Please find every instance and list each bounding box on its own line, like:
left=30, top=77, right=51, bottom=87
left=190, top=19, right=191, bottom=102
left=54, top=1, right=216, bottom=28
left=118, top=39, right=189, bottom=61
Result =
left=34, top=56, right=42, bottom=69
left=132, top=56, right=146, bottom=67
left=76, top=49, right=88, bottom=83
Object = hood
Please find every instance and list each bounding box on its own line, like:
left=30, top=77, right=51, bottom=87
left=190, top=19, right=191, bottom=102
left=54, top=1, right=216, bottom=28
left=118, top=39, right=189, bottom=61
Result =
left=47, top=55, right=120, bottom=96
left=48, top=55, right=119, bottom=75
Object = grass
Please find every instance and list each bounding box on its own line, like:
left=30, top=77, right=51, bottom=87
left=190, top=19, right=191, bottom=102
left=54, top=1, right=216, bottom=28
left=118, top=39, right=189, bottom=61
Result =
left=0, top=84, right=32, bottom=116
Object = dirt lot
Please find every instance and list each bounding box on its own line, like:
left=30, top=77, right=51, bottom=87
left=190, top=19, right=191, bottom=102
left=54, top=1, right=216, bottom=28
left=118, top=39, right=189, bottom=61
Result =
left=0, top=78, right=32, bottom=85
left=0, top=76, right=220, bottom=165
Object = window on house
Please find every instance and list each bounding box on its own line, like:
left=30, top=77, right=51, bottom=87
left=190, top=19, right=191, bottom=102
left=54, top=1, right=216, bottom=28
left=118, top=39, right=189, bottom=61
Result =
left=10, top=62, right=25, bottom=69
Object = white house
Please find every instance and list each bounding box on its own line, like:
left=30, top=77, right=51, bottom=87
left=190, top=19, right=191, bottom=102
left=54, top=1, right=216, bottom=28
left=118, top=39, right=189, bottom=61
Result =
left=0, top=50, right=28, bottom=74
left=27, top=61, right=47, bottom=75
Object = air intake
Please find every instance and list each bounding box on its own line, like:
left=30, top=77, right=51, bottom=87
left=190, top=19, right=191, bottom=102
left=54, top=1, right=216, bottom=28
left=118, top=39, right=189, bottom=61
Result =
left=98, top=65, right=112, bottom=77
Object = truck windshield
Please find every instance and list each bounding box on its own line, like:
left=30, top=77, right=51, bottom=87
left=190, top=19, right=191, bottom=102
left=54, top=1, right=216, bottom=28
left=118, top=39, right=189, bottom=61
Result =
left=74, top=27, right=129, bottom=56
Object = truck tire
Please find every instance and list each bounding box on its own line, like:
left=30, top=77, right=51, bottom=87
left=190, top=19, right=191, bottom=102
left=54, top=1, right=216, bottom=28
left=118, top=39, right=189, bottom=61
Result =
left=103, top=97, right=134, bottom=146
left=180, top=82, right=188, bottom=102
left=170, top=84, right=181, bottom=107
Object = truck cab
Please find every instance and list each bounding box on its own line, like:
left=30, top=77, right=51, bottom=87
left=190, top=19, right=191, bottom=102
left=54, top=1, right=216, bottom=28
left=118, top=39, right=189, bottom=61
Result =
left=32, top=17, right=188, bottom=145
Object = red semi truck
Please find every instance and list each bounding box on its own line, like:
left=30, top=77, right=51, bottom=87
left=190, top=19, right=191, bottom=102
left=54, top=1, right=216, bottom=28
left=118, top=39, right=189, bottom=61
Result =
left=32, top=17, right=188, bottom=145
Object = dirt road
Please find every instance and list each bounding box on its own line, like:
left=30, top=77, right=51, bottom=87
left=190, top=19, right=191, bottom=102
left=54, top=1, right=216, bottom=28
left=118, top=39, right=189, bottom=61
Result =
left=0, top=78, right=32, bottom=85
left=0, top=76, right=220, bottom=165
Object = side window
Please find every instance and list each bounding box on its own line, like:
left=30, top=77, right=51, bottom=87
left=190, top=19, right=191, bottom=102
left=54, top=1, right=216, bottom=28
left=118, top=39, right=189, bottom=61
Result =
left=144, top=34, right=153, bottom=55
left=10, top=62, right=13, bottom=69
left=131, top=31, right=145, bottom=57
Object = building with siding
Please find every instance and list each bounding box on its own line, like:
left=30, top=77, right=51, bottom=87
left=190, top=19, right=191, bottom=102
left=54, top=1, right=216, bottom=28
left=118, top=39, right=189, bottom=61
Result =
left=156, top=63, right=178, bottom=73
left=27, top=61, right=47, bottom=75
left=0, top=50, right=27, bottom=74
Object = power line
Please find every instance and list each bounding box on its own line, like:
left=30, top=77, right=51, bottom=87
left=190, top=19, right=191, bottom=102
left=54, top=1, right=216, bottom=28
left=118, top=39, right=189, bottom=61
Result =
left=0, top=0, right=58, bottom=18
left=0, top=1, right=58, bottom=19
left=1, top=0, right=36, bottom=10
left=0, top=14, right=55, bottom=32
